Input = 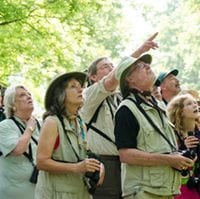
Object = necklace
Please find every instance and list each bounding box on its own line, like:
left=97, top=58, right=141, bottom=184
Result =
left=66, top=114, right=88, bottom=151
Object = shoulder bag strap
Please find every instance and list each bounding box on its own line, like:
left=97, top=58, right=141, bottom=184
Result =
left=127, top=97, right=177, bottom=152
left=10, top=116, right=39, bottom=145
left=56, top=115, right=82, bottom=162
left=9, top=117, right=35, bottom=165
left=86, top=99, right=116, bottom=145
left=86, top=101, right=104, bottom=129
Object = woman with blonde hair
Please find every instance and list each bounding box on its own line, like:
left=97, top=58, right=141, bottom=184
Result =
left=167, top=93, right=200, bottom=198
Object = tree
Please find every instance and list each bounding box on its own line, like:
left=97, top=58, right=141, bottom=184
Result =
left=127, top=0, right=200, bottom=91
left=0, top=0, right=126, bottom=105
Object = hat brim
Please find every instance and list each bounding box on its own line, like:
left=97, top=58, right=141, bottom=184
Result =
left=155, top=69, right=179, bottom=86
left=168, top=69, right=179, bottom=77
left=120, top=54, right=152, bottom=98
left=45, top=72, right=87, bottom=110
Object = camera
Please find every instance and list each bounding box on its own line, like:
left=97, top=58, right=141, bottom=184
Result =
left=186, top=167, right=200, bottom=190
left=187, top=131, right=200, bottom=160
left=187, top=176, right=200, bottom=189
left=179, top=131, right=199, bottom=176
left=188, top=167, right=200, bottom=191
left=194, top=130, right=200, bottom=140
left=85, top=151, right=101, bottom=194
left=179, top=149, right=196, bottom=176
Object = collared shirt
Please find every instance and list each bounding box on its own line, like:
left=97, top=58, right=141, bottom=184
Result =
left=114, top=93, right=180, bottom=196
left=80, top=77, right=121, bottom=155
left=0, top=116, right=40, bottom=199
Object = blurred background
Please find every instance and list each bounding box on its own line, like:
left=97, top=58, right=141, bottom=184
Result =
left=0, top=0, right=199, bottom=116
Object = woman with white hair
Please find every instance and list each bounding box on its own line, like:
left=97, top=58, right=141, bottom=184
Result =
left=0, top=85, right=40, bottom=199
left=167, top=93, right=200, bottom=199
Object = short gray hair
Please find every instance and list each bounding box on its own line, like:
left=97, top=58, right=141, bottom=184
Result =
left=4, top=85, right=24, bottom=118
left=87, top=57, right=108, bottom=84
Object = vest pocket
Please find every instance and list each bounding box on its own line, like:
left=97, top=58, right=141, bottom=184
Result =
left=140, top=126, right=171, bottom=153
left=53, top=174, right=83, bottom=193
left=149, top=168, right=164, bottom=187
left=53, top=191, right=76, bottom=199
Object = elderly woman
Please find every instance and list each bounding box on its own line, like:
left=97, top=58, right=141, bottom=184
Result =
left=35, top=72, right=104, bottom=199
left=0, top=85, right=40, bottom=199
left=167, top=93, right=200, bottom=199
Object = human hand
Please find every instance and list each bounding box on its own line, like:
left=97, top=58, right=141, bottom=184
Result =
left=26, top=116, right=37, bottom=133
left=97, top=163, right=105, bottom=186
left=132, top=32, right=158, bottom=58
left=184, top=136, right=199, bottom=149
left=77, top=158, right=101, bottom=173
left=168, top=152, right=194, bottom=171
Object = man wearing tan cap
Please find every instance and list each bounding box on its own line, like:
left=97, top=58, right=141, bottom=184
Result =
left=114, top=55, right=194, bottom=199
left=81, top=33, right=158, bottom=199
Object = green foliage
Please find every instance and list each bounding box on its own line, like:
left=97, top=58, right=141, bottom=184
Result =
left=128, top=0, right=200, bottom=92
left=0, top=0, right=125, bottom=106
left=1, top=0, right=200, bottom=109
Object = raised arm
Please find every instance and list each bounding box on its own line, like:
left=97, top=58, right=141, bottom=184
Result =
left=103, top=32, right=159, bottom=91
left=131, top=32, right=159, bottom=58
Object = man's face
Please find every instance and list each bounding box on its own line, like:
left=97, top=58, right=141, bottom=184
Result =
left=161, top=74, right=181, bottom=95
left=126, top=61, right=155, bottom=91
left=90, top=58, right=114, bottom=83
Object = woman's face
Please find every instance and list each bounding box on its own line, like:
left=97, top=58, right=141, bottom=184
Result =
left=64, top=78, right=84, bottom=107
left=14, top=86, right=34, bottom=113
left=182, top=95, right=199, bottom=120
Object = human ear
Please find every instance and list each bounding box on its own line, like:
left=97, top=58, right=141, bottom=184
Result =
left=12, top=106, right=17, bottom=112
left=89, top=74, right=98, bottom=83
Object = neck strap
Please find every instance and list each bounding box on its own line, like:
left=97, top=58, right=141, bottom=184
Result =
left=10, top=117, right=40, bottom=165
left=57, top=114, right=82, bottom=162
left=127, top=96, right=177, bottom=152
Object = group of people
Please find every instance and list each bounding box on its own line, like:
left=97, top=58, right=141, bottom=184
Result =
left=0, top=32, right=200, bottom=199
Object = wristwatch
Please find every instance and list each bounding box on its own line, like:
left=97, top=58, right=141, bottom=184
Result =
left=28, top=126, right=34, bottom=132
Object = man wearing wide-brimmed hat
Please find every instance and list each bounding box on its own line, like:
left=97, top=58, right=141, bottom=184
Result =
left=80, top=33, right=158, bottom=199
left=114, top=55, right=194, bottom=199
left=155, top=69, right=181, bottom=105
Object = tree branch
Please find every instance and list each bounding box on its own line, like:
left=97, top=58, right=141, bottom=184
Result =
left=24, top=22, right=43, bottom=36
left=0, top=18, right=23, bottom=26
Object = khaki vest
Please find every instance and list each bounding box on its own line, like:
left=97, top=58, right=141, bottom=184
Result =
left=35, top=116, right=90, bottom=199
left=119, top=94, right=181, bottom=197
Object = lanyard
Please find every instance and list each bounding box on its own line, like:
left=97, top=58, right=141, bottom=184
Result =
left=10, top=117, right=40, bottom=165
left=57, top=114, right=84, bottom=162
left=127, top=97, right=177, bottom=152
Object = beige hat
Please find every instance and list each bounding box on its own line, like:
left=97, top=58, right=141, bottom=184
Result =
left=115, top=54, right=152, bottom=97
left=45, top=72, right=87, bottom=110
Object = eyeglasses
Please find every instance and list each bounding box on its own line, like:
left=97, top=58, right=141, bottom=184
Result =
left=96, top=64, right=114, bottom=71
left=136, top=62, right=149, bottom=69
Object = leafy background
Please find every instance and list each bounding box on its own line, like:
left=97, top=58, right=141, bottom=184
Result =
left=0, top=0, right=200, bottom=115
